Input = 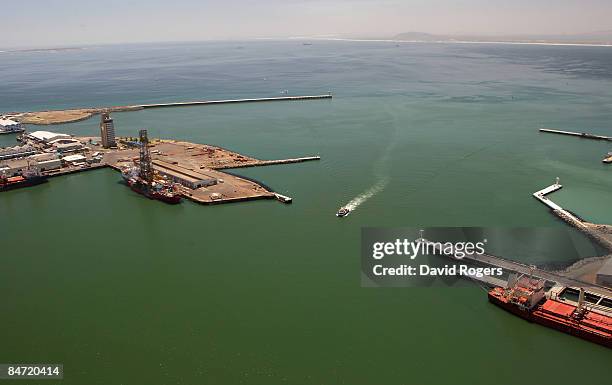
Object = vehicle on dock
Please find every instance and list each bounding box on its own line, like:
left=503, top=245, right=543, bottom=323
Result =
left=0, top=170, right=47, bottom=192
left=488, top=275, right=612, bottom=348
left=336, top=207, right=351, bottom=217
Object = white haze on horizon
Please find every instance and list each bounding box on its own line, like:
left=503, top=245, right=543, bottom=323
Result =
left=2, top=0, right=612, bottom=48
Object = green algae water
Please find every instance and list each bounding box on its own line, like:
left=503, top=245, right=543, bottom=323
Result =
left=1, top=41, right=611, bottom=384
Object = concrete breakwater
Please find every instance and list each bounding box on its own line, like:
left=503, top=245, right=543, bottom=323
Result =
left=533, top=181, right=612, bottom=252
left=132, top=95, right=332, bottom=109
left=539, top=128, right=612, bottom=141
left=215, top=156, right=321, bottom=170
left=11, top=95, right=333, bottom=125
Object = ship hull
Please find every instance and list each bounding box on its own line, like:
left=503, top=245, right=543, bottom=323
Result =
left=488, top=292, right=533, bottom=322
left=489, top=290, right=611, bottom=348
left=127, top=180, right=181, bottom=204
left=0, top=129, right=25, bottom=135
left=531, top=307, right=612, bottom=348
left=0, top=175, right=48, bottom=192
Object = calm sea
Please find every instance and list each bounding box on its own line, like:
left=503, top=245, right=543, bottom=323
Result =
left=1, top=41, right=611, bottom=384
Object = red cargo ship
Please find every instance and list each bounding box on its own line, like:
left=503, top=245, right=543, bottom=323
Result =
left=488, top=276, right=612, bottom=348
left=123, top=173, right=181, bottom=204
left=1, top=172, right=47, bottom=192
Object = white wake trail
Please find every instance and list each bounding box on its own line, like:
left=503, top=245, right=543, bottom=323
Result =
left=343, top=177, right=389, bottom=211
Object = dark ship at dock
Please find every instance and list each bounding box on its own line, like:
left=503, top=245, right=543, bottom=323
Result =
left=0, top=173, right=47, bottom=192
left=121, top=129, right=182, bottom=204
left=0, top=166, right=47, bottom=192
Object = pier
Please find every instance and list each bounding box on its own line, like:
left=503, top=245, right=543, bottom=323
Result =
left=131, top=95, right=333, bottom=110
left=419, top=237, right=612, bottom=297
left=532, top=179, right=612, bottom=251
left=532, top=179, right=566, bottom=212
left=10, top=94, right=334, bottom=125
left=539, top=128, right=612, bottom=141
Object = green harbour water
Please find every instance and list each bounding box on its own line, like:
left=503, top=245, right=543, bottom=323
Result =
left=1, top=41, right=611, bottom=384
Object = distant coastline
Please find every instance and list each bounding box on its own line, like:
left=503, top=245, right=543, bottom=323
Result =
left=296, top=37, right=612, bottom=48
left=0, top=47, right=85, bottom=54
left=287, top=31, right=612, bottom=47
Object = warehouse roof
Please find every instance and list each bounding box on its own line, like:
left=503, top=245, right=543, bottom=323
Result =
left=62, top=154, right=87, bottom=162
left=29, top=131, right=72, bottom=142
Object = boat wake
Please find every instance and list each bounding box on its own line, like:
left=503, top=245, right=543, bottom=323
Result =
left=342, top=177, right=389, bottom=212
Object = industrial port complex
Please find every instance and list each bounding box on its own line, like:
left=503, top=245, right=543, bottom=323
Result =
left=0, top=95, right=328, bottom=204
left=2, top=94, right=612, bottom=347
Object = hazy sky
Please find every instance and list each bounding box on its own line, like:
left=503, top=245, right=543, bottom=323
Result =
left=2, top=0, right=612, bottom=47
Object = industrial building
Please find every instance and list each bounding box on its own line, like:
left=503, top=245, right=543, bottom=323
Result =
left=100, top=112, right=116, bottom=148
left=49, top=138, right=84, bottom=153
left=27, top=131, right=72, bottom=144
left=62, top=154, right=88, bottom=167
left=30, top=153, right=62, bottom=172
left=0, top=153, right=61, bottom=176
left=0, top=145, right=37, bottom=161
left=152, top=159, right=217, bottom=189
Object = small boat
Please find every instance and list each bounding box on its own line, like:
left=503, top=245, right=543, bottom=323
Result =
left=336, top=207, right=351, bottom=217
left=602, top=152, right=612, bottom=164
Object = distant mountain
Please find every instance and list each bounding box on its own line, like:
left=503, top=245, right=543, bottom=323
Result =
left=392, top=31, right=612, bottom=45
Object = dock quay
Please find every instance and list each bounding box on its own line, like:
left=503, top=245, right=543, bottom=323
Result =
left=539, top=128, right=612, bottom=141
left=45, top=163, right=108, bottom=178
left=1, top=128, right=319, bottom=206
left=419, top=237, right=612, bottom=298
left=103, top=139, right=318, bottom=205
left=6, top=94, right=333, bottom=125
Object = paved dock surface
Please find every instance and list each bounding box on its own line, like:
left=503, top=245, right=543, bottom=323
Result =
left=100, top=139, right=317, bottom=205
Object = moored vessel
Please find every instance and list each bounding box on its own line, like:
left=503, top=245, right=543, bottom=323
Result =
left=121, top=129, right=182, bottom=204
left=0, top=118, right=26, bottom=135
left=122, top=168, right=181, bottom=204
left=488, top=275, right=612, bottom=348
left=0, top=171, right=47, bottom=192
